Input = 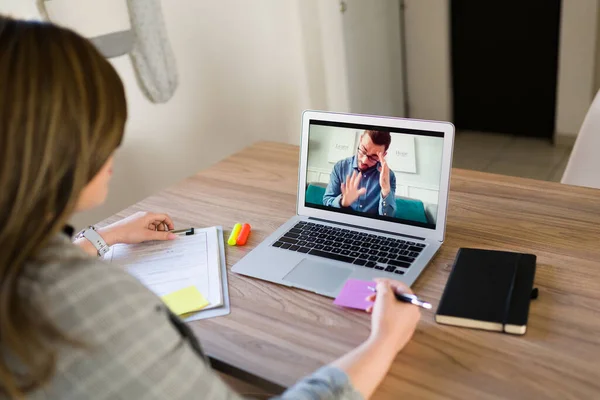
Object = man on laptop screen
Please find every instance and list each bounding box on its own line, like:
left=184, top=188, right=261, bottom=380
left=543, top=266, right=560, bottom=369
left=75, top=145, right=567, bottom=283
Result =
left=305, top=120, right=444, bottom=229
left=323, top=130, right=397, bottom=217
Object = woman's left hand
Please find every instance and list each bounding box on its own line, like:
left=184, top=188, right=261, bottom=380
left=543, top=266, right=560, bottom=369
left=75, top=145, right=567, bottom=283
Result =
left=99, top=211, right=177, bottom=245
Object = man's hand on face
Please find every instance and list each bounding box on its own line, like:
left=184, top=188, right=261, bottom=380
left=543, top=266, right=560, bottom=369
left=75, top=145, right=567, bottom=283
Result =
left=340, top=171, right=367, bottom=207
left=378, top=152, right=391, bottom=198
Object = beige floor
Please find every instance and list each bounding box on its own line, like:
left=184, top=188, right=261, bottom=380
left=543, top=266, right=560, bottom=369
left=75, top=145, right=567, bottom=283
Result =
left=452, top=131, right=572, bottom=182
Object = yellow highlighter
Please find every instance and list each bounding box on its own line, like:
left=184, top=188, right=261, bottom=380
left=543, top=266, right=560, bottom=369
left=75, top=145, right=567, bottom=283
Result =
left=228, top=223, right=242, bottom=246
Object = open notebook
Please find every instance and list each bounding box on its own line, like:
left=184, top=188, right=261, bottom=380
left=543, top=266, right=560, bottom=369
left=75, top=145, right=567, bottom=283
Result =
left=104, top=226, right=225, bottom=312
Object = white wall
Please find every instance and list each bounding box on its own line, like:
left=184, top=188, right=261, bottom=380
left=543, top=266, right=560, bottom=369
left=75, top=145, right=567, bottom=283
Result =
left=404, top=0, right=452, bottom=121
left=595, top=6, right=600, bottom=93
left=298, top=0, right=352, bottom=113
left=298, top=0, right=407, bottom=117
left=341, top=0, right=406, bottom=117
left=402, top=0, right=598, bottom=137
left=1, top=0, right=313, bottom=229
left=555, top=0, right=599, bottom=136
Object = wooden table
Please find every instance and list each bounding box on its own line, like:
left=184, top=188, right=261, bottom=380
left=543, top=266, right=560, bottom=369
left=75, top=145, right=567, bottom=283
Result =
left=100, top=142, right=600, bottom=399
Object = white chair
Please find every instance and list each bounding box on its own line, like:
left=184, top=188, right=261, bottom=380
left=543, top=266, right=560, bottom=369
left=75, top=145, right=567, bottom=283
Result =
left=561, top=90, right=600, bottom=188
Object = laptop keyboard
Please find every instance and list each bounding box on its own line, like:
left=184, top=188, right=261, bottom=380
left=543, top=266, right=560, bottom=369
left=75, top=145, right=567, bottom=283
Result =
left=271, top=221, right=426, bottom=275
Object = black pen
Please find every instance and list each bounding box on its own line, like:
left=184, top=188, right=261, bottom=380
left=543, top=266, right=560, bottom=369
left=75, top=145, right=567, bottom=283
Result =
left=169, top=227, right=195, bottom=236
left=367, top=286, right=432, bottom=310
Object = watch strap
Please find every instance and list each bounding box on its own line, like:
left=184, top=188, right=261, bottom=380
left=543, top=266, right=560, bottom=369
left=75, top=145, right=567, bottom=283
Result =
left=78, top=226, right=110, bottom=257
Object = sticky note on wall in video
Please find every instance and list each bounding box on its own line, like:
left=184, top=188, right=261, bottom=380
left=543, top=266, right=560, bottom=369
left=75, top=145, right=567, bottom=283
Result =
left=161, top=286, right=209, bottom=315
left=387, top=135, right=417, bottom=173
left=328, top=130, right=357, bottom=163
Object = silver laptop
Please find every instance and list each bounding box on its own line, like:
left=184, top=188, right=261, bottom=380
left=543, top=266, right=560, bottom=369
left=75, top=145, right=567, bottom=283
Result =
left=232, top=111, right=455, bottom=298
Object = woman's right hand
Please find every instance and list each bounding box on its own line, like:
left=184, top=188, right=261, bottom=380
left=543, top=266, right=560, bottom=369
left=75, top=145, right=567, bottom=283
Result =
left=366, top=278, right=421, bottom=354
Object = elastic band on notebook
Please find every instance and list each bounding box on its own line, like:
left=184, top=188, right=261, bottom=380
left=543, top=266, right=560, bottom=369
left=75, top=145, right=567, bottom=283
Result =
left=501, top=254, right=521, bottom=329
left=530, top=288, right=539, bottom=299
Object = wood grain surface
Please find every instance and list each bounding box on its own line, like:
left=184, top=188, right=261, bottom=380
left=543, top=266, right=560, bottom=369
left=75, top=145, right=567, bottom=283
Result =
left=99, top=142, right=600, bottom=399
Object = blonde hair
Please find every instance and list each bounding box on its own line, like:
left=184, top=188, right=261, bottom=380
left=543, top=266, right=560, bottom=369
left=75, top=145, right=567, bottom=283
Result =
left=0, top=16, right=127, bottom=397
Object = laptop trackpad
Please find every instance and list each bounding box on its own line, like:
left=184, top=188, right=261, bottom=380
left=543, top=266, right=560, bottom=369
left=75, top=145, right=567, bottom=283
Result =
left=283, top=259, right=352, bottom=294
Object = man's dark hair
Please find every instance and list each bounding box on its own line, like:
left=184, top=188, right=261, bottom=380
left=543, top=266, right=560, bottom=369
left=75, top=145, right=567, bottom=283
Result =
left=365, top=130, right=392, bottom=151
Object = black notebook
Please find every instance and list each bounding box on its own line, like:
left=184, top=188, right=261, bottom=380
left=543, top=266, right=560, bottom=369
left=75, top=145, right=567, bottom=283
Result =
left=435, top=248, right=537, bottom=335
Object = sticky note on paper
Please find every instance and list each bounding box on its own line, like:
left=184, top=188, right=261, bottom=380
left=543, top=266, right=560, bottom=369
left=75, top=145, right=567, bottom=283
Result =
left=333, top=279, right=376, bottom=311
left=161, top=286, right=209, bottom=315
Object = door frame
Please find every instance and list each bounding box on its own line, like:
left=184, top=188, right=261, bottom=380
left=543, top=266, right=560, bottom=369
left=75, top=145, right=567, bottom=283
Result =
left=307, top=0, right=599, bottom=140
left=297, top=0, right=407, bottom=117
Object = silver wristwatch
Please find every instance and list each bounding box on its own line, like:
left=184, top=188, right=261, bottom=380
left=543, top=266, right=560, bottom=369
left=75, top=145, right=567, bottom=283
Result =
left=76, top=226, right=110, bottom=257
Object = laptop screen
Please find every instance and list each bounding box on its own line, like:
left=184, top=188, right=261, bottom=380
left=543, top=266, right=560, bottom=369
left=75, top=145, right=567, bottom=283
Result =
left=305, top=119, right=445, bottom=230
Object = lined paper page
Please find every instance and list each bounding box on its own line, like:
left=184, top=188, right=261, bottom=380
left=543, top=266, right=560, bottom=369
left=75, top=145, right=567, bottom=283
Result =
left=104, top=227, right=223, bottom=309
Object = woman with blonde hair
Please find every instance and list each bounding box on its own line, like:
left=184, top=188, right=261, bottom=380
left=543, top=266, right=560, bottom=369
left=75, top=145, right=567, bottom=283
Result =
left=0, top=16, right=420, bottom=399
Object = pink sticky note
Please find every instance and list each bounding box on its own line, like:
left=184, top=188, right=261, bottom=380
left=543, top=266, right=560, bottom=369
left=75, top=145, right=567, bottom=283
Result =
left=333, top=279, right=376, bottom=311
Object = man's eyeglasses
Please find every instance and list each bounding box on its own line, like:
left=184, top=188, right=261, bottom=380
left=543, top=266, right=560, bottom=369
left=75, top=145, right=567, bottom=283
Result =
left=357, top=147, right=380, bottom=163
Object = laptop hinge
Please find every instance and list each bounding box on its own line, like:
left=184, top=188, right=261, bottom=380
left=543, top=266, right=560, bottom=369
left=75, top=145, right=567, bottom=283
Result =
left=307, top=217, right=426, bottom=241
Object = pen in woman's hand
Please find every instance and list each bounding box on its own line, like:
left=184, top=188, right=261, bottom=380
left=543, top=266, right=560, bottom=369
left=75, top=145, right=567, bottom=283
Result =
left=168, top=227, right=195, bottom=235
left=367, top=286, right=432, bottom=310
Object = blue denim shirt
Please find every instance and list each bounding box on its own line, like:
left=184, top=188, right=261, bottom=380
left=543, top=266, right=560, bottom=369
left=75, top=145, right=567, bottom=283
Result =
left=323, top=156, right=396, bottom=217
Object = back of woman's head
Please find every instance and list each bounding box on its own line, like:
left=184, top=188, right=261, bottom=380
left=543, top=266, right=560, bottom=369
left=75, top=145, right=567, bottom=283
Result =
left=0, top=15, right=127, bottom=397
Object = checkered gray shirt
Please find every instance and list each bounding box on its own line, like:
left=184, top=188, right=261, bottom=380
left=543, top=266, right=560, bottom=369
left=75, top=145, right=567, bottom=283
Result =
left=4, top=233, right=362, bottom=400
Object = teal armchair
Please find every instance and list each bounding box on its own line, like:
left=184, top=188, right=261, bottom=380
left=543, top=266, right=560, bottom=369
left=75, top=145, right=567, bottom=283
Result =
left=394, top=197, right=429, bottom=224
left=305, top=183, right=327, bottom=205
